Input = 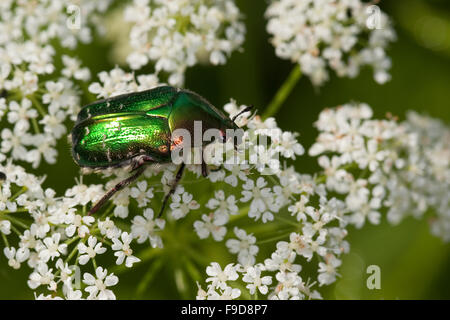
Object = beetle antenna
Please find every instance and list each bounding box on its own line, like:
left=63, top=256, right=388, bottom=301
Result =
left=232, top=105, right=253, bottom=123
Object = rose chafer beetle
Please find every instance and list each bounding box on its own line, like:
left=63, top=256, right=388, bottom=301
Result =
left=70, top=86, right=251, bottom=216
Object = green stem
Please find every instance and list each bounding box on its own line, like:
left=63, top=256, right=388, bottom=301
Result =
left=228, top=206, right=249, bottom=223
left=99, top=202, right=115, bottom=220
left=184, top=245, right=211, bottom=266
left=263, top=65, right=302, bottom=119
left=28, top=94, right=47, bottom=117
left=66, top=245, right=79, bottom=264
left=31, top=118, right=41, bottom=134
left=136, top=258, right=165, bottom=296
left=95, top=234, right=112, bottom=246
left=274, top=215, right=301, bottom=228
left=174, top=268, right=189, bottom=298
left=2, top=233, right=9, bottom=247
left=11, top=186, right=28, bottom=200
left=65, top=236, right=80, bottom=246
left=54, top=244, right=79, bottom=277
left=5, top=215, right=29, bottom=229
left=9, top=224, right=22, bottom=236
left=0, top=208, right=29, bottom=215
left=257, top=232, right=291, bottom=245
left=183, top=256, right=201, bottom=282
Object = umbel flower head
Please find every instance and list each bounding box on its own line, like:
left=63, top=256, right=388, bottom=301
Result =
left=0, top=0, right=112, bottom=168
left=195, top=104, right=450, bottom=300
left=309, top=103, right=450, bottom=235
left=123, top=0, right=246, bottom=85
left=265, top=0, right=396, bottom=86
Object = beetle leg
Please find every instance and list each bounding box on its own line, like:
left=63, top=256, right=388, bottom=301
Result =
left=88, top=165, right=147, bottom=215
left=201, top=159, right=208, bottom=177
left=210, top=165, right=222, bottom=172
left=158, top=162, right=185, bottom=218
left=130, top=155, right=155, bottom=172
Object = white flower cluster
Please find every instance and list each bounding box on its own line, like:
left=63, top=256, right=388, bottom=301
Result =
left=195, top=103, right=450, bottom=300
left=197, top=198, right=347, bottom=299
left=190, top=104, right=351, bottom=299
left=88, top=66, right=161, bottom=99
left=195, top=177, right=350, bottom=299
left=123, top=0, right=246, bottom=85
left=0, top=160, right=169, bottom=299
left=265, top=0, right=396, bottom=85
left=196, top=263, right=273, bottom=299
left=0, top=0, right=112, bottom=168
left=0, top=0, right=111, bottom=49
left=403, top=113, right=450, bottom=240
left=310, top=104, right=450, bottom=237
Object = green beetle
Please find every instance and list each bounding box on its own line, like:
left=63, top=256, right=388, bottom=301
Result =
left=71, top=86, right=251, bottom=216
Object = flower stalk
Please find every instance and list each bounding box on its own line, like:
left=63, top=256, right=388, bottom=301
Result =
left=263, top=65, right=302, bottom=119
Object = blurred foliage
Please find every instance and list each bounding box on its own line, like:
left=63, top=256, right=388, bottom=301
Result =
left=1, top=0, right=450, bottom=299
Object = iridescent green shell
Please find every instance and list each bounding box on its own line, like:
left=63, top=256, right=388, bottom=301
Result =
left=71, top=86, right=236, bottom=169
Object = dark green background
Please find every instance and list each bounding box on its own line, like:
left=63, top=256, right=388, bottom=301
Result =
left=1, top=0, right=449, bottom=299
